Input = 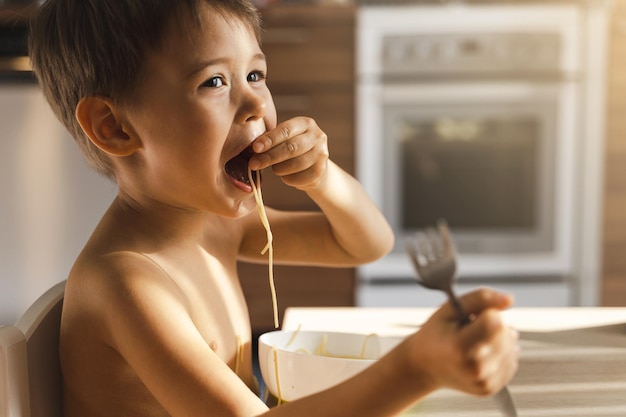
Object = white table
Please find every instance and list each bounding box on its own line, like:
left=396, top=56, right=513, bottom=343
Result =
left=282, top=307, right=626, bottom=417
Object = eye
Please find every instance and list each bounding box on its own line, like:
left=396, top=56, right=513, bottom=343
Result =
left=202, top=76, right=224, bottom=88
left=247, top=70, right=266, bottom=83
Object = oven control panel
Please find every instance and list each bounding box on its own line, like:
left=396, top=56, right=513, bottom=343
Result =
left=382, top=33, right=561, bottom=78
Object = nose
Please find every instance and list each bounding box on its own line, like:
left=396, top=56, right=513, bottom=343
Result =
left=235, top=85, right=266, bottom=124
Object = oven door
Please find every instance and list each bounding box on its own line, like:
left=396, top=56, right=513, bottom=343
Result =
left=357, top=80, right=580, bottom=279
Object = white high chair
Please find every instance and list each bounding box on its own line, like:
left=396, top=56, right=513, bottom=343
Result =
left=0, top=281, right=65, bottom=417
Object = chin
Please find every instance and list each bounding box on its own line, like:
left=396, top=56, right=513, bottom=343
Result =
left=223, top=196, right=257, bottom=219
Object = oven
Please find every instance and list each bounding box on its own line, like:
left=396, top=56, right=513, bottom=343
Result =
left=355, top=3, right=609, bottom=307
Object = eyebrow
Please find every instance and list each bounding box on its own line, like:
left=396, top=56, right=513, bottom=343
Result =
left=185, top=52, right=267, bottom=80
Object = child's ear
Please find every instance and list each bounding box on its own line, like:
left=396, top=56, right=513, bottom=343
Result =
left=75, top=97, right=141, bottom=156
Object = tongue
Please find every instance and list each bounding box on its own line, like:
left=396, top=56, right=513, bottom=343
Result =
left=225, top=146, right=256, bottom=185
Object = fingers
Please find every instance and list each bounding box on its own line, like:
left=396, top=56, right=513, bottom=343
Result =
left=248, top=117, right=329, bottom=190
left=425, top=288, right=519, bottom=395
left=461, top=309, right=520, bottom=391
left=461, top=288, right=515, bottom=314
left=249, top=117, right=328, bottom=173
left=432, top=288, right=513, bottom=326
left=455, top=297, right=520, bottom=395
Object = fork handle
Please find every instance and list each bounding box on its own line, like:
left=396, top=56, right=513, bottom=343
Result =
left=446, top=290, right=472, bottom=327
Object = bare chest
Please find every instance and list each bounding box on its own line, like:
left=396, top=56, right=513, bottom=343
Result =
left=153, top=249, right=255, bottom=375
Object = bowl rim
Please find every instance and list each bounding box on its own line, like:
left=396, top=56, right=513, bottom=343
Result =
left=258, top=329, right=394, bottom=363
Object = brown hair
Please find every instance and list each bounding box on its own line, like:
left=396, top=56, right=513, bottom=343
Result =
left=29, top=0, right=261, bottom=179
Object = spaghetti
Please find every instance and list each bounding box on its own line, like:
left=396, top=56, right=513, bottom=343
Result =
left=248, top=167, right=279, bottom=328
left=269, top=332, right=379, bottom=405
left=292, top=331, right=378, bottom=360
left=234, top=335, right=243, bottom=375
left=272, top=346, right=284, bottom=405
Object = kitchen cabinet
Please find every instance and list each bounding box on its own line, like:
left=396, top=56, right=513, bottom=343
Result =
left=238, top=5, right=357, bottom=333
left=602, top=0, right=626, bottom=306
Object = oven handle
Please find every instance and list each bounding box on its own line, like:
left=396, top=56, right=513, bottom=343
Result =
left=376, top=80, right=576, bottom=105
left=379, top=72, right=578, bottom=84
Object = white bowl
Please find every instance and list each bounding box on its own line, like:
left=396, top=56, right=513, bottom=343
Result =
left=258, top=330, right=402, bottom=402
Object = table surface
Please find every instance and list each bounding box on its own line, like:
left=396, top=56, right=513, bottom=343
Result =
left=281, top=307, right=626, bottom=417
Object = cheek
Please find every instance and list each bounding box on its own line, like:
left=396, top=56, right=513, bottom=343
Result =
left=264, top=97, right=278, bottom=129
left=127, top=98, right=185, bottom=142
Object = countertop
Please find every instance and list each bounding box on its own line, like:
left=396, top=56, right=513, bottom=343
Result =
left=283, top=307, right=626, bottom=335
left=281, top=307, right=626, bottom=416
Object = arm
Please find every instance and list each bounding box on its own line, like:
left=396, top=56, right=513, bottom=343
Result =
left=245, top=117, right=394, bottom=266
left=307, top=159, right=393, bottom=263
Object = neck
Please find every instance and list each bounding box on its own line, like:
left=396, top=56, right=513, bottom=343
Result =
left=111, top=190, right=219, bottom=246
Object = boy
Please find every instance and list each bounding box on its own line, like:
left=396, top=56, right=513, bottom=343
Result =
left=28, top=1, right=519, bottom=416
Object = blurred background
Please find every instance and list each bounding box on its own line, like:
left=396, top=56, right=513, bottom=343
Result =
left=0, top=3, right=115, bottom=324
left=0, top=0, right=624, bottom=337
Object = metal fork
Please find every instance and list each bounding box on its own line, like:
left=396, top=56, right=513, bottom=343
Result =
left=405, top=220, right=518, bottom=417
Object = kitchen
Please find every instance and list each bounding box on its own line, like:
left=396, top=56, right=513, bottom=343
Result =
left=0, top=0, right=623, bottom=336
left=242, top=0, right=621, bottom=334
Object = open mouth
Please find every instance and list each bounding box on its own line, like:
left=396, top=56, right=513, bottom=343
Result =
left=225, top=145, right=258, bottom=187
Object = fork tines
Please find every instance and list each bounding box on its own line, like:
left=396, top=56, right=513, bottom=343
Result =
left=411, top=220, right=454, bottom=264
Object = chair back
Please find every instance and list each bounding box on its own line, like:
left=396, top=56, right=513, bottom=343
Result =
left=0, top=281, right=65, bottom=417
left=0, top=325, right=29, bottom=417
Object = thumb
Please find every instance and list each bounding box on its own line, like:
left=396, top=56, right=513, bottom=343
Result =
left=458, top=288, right=514, bottom=317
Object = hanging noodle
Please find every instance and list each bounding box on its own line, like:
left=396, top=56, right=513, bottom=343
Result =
left=248, top=167, right=279, bottom=328
left=234, top=335, right=243, bottom=375
left=272, top=346, right=284, bottom=405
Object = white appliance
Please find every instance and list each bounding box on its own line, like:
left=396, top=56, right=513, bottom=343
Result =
left=355, top=2, right=609, bottom=307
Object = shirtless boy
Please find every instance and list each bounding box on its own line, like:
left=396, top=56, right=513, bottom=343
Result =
left=28, top=1, right=519, bottom=416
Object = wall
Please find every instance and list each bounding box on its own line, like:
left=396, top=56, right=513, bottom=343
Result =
left=0, top=85, right=116, bottom=324
left=602, top=0, right=626, bottom=306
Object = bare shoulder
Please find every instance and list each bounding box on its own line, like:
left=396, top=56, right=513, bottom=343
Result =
left=68, top=248, right=180, bottom=295
left=63, top=248, right=189, bottom=341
